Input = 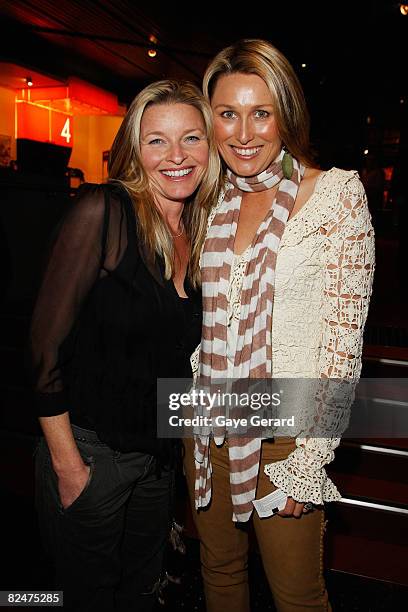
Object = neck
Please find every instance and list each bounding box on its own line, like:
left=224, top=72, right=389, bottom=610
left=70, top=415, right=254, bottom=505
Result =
left=156, top=200, right=185, bottom=232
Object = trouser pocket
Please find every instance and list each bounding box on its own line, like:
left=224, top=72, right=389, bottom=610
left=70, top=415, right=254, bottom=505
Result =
left=59, top=457, right=95, bottom=514
left=35, top=438, right=96, bottom=515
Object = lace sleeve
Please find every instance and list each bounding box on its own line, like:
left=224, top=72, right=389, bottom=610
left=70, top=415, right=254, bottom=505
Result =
left=265, top=175, right=375, bottom=503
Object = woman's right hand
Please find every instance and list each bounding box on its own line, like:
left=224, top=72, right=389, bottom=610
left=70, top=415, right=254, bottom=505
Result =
left=56, top=462, right=91, bottom=510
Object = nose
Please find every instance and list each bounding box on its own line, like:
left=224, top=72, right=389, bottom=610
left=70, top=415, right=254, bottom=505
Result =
left=237, top=116, right=254, bottom=145
left=167, top=141, right=187, bottom=165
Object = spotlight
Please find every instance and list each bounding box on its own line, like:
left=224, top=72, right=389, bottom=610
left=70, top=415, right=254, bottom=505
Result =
left=26, top=76, right=33, bottom=87
left=301, top=63, right=307, bottom=68
left=400, top=4, right=408, bottom=15
left=148, top=34, right=158, bottom=58
left=364, top=149, right=369, bottom=155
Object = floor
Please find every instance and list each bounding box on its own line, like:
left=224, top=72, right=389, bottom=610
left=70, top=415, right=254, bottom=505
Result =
left=163, top=541, right=408, bottom=611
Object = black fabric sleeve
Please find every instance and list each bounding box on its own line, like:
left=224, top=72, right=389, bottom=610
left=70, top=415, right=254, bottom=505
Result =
left=29, top=184, right=108, bottom=417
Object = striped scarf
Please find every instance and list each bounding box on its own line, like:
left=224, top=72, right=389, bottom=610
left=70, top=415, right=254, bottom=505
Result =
left=194, top=149, right=305, bottom=522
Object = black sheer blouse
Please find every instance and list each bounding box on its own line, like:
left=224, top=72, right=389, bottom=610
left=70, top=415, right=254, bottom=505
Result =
left=29, top=183, right=202, bottom=454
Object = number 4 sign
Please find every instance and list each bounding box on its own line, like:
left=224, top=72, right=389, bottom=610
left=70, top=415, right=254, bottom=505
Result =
left=51, top=113, right=74, bottom=148
left=61, top=118, right=72, bottom=144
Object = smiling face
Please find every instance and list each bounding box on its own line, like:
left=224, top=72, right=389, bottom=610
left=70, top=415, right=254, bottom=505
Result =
left=211, top=73, right=282, bottom=177
left=139, top=102, right=209, bottom=209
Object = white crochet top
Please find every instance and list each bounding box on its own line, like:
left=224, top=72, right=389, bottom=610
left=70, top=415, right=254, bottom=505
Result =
left=191, top=167, right=375, bottom=504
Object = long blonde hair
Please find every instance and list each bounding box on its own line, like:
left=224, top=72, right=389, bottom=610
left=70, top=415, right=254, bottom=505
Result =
left=203, top=39, right=314, bottom=168
left=109, top=79, right=221, bottom=287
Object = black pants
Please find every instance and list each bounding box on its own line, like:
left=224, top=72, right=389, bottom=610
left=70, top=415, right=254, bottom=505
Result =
left=35, top=425, right=173, bottom=612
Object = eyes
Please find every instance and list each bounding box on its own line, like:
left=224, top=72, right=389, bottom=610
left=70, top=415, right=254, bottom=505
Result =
left=147, top=134, right=203, bottom=145
left=185, top=135, right=202, bottom=143
left=220, top=109, right=271, bottom=120
left=254, top=110, right=270, bottom=119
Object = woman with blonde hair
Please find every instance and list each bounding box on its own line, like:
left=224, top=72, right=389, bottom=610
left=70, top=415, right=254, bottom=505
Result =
left=30, top=79, right=220, bottom=612
left=184, top=39, right=375, bottom=611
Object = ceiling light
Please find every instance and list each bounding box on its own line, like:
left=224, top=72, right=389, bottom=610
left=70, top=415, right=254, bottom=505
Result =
left=364, top=149, right=369, bottom=155
left=148, top=34, right=158, bottom=58
left=26, top=76, right=33, bottom=87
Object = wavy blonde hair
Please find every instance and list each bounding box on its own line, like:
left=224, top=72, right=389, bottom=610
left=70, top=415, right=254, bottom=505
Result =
left=203, top=39, right=315, bottom=168
left=108, top=79, right=221, bottom=287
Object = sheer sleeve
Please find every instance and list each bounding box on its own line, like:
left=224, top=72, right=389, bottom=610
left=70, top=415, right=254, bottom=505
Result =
left=29, top=184, right=109, bottom=417
left=265, top=175, right=375, bottom=503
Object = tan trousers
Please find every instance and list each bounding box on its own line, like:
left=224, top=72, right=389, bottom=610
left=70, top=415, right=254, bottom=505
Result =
left=183, top=437, right=331, bottom=612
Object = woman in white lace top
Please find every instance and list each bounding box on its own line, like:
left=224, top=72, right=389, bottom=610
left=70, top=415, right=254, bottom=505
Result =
left=183, top=39, right=375, bottom=612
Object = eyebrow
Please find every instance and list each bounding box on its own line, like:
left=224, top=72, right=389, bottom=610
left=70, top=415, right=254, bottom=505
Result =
left=142, top=127, right=205, bottom=138
left=213, top=103, right=274, bottom=110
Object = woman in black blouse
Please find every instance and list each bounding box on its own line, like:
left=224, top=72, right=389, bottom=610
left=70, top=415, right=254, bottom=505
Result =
left=30, top=80, right=220, bottom=612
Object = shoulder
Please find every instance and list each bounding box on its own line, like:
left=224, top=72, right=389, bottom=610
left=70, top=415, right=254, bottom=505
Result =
left=76, top=181, right=128, bottom=202
left=55, top=184, right=107, bottom=240
left=73, top=182, right=105, bottom=213
left=66, top=183, right=112, bottom=232
left=315, top=169, right=374, bottom=244
left=73, top=181, right=129, bottom=219
left=319, top=167, right=366, bottom=202
left=283, top=168, right=369, bottom=246
left=312, top=167, right=368, bottom=224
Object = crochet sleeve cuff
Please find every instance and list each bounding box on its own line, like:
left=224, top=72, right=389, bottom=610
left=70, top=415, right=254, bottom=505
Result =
left=264, top=441, right=342, bottom=504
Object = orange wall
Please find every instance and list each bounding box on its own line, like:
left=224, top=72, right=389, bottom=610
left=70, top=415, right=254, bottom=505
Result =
left=0, top=84, right=124, bottom=181
left=0, top=86, right=16, bottom=159
left=69, top=114, right=123, bottom=183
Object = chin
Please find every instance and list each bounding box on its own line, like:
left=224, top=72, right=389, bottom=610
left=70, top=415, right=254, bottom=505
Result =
left=224, top=156, right=262, bottom=177
left=164, top=187, right=197, bottom=202
left=227, top=159, right=265, bottom=178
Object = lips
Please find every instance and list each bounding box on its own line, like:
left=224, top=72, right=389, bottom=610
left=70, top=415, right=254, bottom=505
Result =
left=230, top=146, right=262, bottom=159
left=160, top=167, right=194, bottom=179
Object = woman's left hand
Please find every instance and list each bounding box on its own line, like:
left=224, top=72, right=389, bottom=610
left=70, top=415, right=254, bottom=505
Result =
left=278, top=497, right=312, bottom=518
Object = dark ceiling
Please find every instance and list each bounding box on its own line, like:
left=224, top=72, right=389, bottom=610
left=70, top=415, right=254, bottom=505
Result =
left=0, top=0, right=405, bottom=103
left=0, top=0, right=406, bottom=166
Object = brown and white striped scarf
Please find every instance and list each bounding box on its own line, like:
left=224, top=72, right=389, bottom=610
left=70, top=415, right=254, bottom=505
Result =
left=194, top=149, right=305, bottom=522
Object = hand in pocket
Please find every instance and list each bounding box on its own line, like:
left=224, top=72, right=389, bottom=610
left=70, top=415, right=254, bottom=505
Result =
left=57, top=463, right=91, bottom=510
